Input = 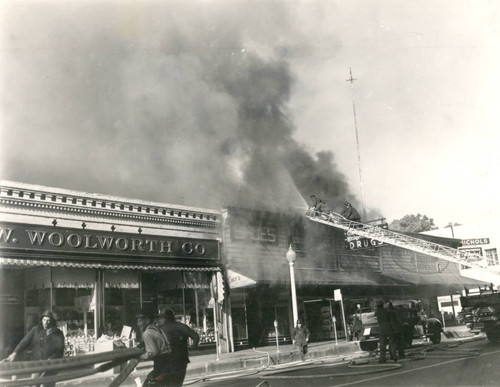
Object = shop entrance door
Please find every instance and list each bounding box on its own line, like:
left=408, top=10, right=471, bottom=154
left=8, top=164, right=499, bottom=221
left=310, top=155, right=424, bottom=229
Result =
left=303, top=299, right=336, bottom=341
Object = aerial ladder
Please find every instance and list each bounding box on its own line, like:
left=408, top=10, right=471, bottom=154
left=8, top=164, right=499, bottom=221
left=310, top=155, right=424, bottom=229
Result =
left=305, top=208, right=500, bottom=341
left=305, top=209, right=495, bottom=273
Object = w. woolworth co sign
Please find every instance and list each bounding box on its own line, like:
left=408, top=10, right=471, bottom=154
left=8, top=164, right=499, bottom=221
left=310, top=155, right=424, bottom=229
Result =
left=0, top=222, right=219, bottom=261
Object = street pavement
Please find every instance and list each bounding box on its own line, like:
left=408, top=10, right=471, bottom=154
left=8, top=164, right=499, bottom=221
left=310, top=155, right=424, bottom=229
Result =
left=58, top=325, right=481, bottom=386
left=188, top=338, right=496, bottom=387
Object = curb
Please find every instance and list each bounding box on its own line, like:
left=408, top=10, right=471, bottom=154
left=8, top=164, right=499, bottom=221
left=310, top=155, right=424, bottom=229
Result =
left=184, top=341, right=361, bottom=380
left=58, top=333, right=484, bottom=386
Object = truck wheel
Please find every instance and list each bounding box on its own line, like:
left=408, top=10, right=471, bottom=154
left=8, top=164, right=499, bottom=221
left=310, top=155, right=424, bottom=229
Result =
left=360, top=341, right=378, bottom=352
left=400, top=331, right=412, bottom=348
left=486, top=331, right=500, bottom=342
left=430, top=332, right=441, bottom=344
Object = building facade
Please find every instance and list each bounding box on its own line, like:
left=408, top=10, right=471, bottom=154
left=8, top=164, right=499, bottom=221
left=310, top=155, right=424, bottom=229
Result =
left=422, top=222, right=500, bottom=286
left=221, top=206, right=487, bottom=348
left=0, top=180, right=224, bottom=358
left=0, top=180, right=489, bottom=358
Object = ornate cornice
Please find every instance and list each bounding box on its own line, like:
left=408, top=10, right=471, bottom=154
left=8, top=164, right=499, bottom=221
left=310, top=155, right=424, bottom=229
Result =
left=0, top=180, right=221, bottom=229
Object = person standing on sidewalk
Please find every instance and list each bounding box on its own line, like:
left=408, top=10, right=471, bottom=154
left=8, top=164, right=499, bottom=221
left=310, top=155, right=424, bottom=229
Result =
left=157, top=308, right=199, bottom=387
left=4, top=309, right=65, bottom=387
left=136, top=311, right=172, bottom=387
left=387, top=302, right=405, bottom=360
left=292, top=319, right=310, bottom=361
left=419, top=308, right=428, bottom=335
left=375, top=301, right=397, bottom=363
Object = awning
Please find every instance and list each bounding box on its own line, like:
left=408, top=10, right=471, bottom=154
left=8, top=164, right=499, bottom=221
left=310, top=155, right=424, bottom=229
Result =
left=226, top=260, right=392, bottom=287
left=227, top=269, right=257, bottom=289
left=0, top=257, right=219, bottom=272
left=295, top=268, right=398, bottom=286
left=381, top=270, right=489, bottom=287
left=379, top=245, right=489, bottom=287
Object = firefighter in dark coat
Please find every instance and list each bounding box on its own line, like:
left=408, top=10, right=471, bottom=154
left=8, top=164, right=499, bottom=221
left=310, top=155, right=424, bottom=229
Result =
left=387, top=302, right=405, bottom=360
left=5, top=310, right=65, bottom=387
left=375, top=302, right=397, bottom=363
left=156, top=308, right=200, bottom=387
left=341, top=201, right=361, bottom=222
left=6, top=310, right=65, bottom=362
left=309, top=195, right=326, bottom=216
left=292, top=319, right=310, bottom=361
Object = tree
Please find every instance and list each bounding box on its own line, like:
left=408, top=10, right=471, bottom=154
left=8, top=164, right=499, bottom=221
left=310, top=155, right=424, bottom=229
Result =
left=389, top=214, right=437, bottom=233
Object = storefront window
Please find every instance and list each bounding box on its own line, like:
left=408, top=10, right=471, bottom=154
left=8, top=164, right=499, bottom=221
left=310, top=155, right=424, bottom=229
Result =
left=11, top=266, right=219, bottom=356
left=231, top=306, right=248, bottom=342
left=102, top=270, right=141, bottom=339
left=229, top=290, right=248, bottom=343
left=486, top=248, right=499, bottom=266
left=156, top=271, right=215, bottom=345
left=103, top=287, right=141, bottom=336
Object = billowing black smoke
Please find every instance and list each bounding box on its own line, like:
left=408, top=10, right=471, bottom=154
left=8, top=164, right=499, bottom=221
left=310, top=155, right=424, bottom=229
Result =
left=0, top=1, right=356, bottom=213
left=202, top=50, right=354, bottom=211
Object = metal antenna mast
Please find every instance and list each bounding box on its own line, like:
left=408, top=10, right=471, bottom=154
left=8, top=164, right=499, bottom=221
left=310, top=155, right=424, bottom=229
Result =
left=346, top=68, right=367, bottom=219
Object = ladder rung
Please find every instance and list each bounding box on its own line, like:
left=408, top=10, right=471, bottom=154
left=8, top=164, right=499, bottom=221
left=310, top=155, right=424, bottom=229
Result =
left=306, top=213, right=487, bottom=271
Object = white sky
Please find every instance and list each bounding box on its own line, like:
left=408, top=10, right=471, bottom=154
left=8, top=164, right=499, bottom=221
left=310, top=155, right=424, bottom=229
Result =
left=1, top=0, right=499, bottom=228
left=287, top=1, right=500, bottom=226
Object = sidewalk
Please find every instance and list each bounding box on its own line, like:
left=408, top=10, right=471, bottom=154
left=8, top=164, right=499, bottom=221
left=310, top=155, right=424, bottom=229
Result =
left=59, top=325, right=483, bottom=386
left=180, top=338, right=362, bottom=383
left=182, top=325, right=483, bottom=383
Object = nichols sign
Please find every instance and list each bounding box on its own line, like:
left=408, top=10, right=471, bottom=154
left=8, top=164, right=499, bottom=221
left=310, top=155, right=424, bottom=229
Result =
left=0, top=222, right=219, bottom=262
left=461, top=238, right=490, bottom=246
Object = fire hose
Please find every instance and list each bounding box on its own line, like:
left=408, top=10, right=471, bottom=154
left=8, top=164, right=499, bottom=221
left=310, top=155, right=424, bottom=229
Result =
left=184, top=341, right=481, bottom=385
left=182, top=348, right=269, bottom=385
left=183, top=353, right=401, bottom=385
left=405, top=342, right=481, bottom=360
left=257, top=342, right=480, bottom=382
left=258, top=358, right=402, bottom=380
left=0, top=347, right=143, bottom=387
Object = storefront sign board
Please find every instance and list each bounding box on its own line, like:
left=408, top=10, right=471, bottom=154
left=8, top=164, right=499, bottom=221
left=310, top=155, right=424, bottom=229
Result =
left=0, top=222, right=219, bottom=262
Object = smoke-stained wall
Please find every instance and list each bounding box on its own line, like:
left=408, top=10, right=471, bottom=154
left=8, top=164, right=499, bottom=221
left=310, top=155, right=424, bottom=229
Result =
left=221, top=207, right=382, bottom=286
left=222, top=206, right=482, bottom=292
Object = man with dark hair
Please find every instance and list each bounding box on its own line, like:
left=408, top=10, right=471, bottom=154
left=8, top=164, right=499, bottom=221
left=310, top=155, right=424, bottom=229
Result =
left=136, top=311, right=171, bottom=386
left=5, top=309, right=65, bottom=387
left=157, top=308, right=199, bottom=387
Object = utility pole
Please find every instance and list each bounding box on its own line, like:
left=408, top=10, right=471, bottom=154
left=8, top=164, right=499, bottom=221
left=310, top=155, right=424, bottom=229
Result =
left=346, top=68, right=366, bottom=219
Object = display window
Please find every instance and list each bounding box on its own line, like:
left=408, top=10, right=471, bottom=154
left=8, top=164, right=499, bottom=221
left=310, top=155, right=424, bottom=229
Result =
left=2, top=266, right=220, bottom=357
left=155, top=271, right=215, bottom=345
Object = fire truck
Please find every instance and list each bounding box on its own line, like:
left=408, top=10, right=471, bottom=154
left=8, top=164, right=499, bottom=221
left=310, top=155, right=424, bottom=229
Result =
left=460, top=284, right=500, bottom=342
left=356, top=300, right=443, bottom=352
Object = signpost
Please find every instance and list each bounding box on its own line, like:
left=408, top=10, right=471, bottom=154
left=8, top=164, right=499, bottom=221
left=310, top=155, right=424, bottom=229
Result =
left=334, top=289, right=348, bottom=341
left=274, top=320, right=280, bottom=362
left=332, top=315, right=338, bottom=345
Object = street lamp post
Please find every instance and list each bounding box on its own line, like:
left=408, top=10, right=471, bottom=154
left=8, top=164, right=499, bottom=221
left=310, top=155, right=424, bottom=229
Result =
left=286, top=245, right=298, bottom=325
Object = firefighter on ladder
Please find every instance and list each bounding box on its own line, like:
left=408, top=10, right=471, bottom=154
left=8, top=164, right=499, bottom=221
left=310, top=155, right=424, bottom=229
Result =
left=340, top=201, right=361, bottom=222
left=309, top=195, right=326, bottom=216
